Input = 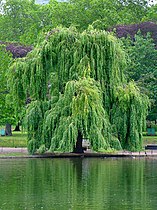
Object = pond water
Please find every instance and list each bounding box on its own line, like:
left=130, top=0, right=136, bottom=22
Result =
left=0, top=158, right=157, bottom=210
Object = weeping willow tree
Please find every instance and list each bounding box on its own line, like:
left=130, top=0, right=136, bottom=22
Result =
left=8, top=27, right=149, bottom=154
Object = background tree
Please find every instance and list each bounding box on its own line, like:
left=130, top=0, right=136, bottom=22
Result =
left=110, top=22, right=157, bottom=123
left=112, top=22, right=157, bottom=48
left=0, top=45, right=14, bottom=135
left=0, top=0, right=153, bottom=44
left=0, top=0, right=52, bottom=45
left=122, top=32, right=157, bottom=81
left=117, top=0, right=149, bottom=24
left=47, top=0, right=149, bottom=30
left=0, top=42, right=32, bottom=133
left=142, top=3, right=157, bottom=22
left=121, top=31, right=157, bottom=122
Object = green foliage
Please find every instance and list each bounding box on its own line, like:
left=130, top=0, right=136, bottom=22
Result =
left=0, top=45, right=15, bottom=125
left=48, top=0, right=149, bottom=30
left=37, top=144, right=46, bottom=154
left=0, top=0, right=154, bottom=46
left=111, top=81, right=149, bottom=151
left=109, top=136, right=122, bottom=151
left=122, top=31, right=157, bottom=81
left=43, top=77, right=111, bottom=152
left=122, top=31, right=157, bottom=122
left=27, top=138, right=36, bottom=154
left=0, top=0, right=52, bottom=45
left=142, top=4, right=157, bottom=22
left=9, top=28, right=149, bottom=153
left=0, top=131, right=27, bottom=147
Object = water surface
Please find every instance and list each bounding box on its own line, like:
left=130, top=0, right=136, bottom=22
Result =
left=0, top=158, right=157, bottom=210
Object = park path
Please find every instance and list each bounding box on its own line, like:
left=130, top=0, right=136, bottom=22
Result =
left=0, top=147, right=28, bottom=154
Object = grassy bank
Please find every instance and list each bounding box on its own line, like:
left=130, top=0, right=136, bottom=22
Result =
left=0, top=152, right=27, bottom=157
left=143, top=135, right=157, bottom=146
left=0, top=131, right=157, bottom=149
left=0, top=131, right=27, bottom=147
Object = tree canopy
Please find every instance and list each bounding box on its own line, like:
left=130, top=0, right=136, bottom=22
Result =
left=112, top=22, right=157, bottom=48
left=0, top=0, right=52, bottom=45
left=121, top=31, right=157, bottom=122
left=0, top=45, right=14, bottom=126
left=0, top=0, right=153, bottom=45
left=8, top=28, right=149, bottom=153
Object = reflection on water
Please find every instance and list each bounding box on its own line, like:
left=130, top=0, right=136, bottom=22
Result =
left=0, top=158, right=157, bottom=210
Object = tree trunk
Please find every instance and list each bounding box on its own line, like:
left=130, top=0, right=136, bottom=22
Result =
left=14, top=122, right=20, bottom=131
left=5, top=123, right=12, bottom=136
left=73, top=130, right=84, bottom=153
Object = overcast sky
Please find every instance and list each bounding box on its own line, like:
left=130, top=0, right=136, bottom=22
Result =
left=35, top=0, right=157, bottom=5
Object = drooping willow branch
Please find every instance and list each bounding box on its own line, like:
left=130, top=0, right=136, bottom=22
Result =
left=8, top=27, right=149, bottom=153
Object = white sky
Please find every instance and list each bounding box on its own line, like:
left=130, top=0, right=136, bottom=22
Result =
left=149, top=0, right=157, bottom=5
left=35, top=0, right=156, bottom=5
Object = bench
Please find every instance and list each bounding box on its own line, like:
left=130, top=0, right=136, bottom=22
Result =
left=145, top=144, right=157, bottom=154
left=147, top=128, right=156, bottom=136
left=0, top=129, right=5, bottom=136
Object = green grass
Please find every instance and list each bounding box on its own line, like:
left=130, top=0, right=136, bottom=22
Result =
left=143, top=135, right=157, bottom=146
left=0, top=152, right=27, bottom=157
left=0, top=131, right=157, bottom=149
left=0, top=131, right=27, bottom=147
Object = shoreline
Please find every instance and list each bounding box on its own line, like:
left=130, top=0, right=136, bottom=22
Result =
left=0, top=147, right=157, bottom=159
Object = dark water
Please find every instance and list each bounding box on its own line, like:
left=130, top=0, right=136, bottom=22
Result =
left=0, top=158, right=157, bottom=210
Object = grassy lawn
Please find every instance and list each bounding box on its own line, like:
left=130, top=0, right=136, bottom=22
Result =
left=143, top=135, right=157, bottom=146
left=0, top=131, right=27, bottom=147
left=0, top=131, right=157, bottom=149
left=0, top=152, right=27, bottom=157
